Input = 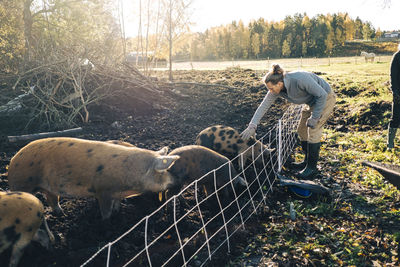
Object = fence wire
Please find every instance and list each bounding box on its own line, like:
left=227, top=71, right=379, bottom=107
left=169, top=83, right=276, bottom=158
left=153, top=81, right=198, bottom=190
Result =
left=81, top=104, right=303, bottom=267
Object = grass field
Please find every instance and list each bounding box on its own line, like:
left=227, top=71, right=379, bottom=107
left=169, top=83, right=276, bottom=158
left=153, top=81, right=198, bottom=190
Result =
left=227, top=58, right=400, bottom=266
left=318, top=60, right=400, bottom=198
left=166, top=55, right=394, bottom=71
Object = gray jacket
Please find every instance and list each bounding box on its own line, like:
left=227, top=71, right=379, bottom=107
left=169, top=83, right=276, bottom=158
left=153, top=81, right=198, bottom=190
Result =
left=250, top=71, right=332, bottom=125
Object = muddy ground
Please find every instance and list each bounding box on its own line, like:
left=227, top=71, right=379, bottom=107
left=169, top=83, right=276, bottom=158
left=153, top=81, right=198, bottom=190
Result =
left=0, top=68, right=395, bottom=266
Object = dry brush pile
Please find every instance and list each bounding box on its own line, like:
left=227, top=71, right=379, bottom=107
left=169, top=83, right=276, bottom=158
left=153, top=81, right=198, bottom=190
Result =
left=0, top=57, right=168, bottom=137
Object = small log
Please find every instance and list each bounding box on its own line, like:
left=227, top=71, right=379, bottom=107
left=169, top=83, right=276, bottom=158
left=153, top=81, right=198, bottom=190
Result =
left=8, top=127, right=83, bottom=143
left=362, top=161, right=400, bottom=190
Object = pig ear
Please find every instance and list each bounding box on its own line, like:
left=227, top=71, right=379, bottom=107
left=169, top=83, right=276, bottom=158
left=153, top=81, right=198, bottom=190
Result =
left=156, top=146, right=169, bottom=155
left=263, top=144, right=276, bottom=154
left=154, top=155, right=180, bottom=172
left=236, top=176, right=248, bottom=187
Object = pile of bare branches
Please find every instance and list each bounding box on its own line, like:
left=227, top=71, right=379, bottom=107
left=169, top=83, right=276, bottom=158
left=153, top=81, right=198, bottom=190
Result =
left=0, top=56, right=168, bottom=134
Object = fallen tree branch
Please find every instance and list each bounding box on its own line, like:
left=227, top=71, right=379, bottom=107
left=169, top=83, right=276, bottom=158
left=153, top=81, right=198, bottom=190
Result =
left=8, top=127, right=83, bottom=143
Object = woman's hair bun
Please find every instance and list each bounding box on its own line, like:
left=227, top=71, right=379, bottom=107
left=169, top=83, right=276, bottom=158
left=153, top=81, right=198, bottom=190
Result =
left=263, top=63, right=285, bottom=84
left=272, top=64, right=283, bottom=75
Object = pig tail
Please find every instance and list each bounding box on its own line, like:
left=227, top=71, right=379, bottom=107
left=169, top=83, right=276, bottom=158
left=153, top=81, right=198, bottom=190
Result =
left=263, top=63, right=285, bottom=85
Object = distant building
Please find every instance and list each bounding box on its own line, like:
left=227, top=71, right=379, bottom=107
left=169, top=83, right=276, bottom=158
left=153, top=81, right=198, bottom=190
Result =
left=125, top=51, right=153, bottom=64
left=377, top=31, right=399, bottom=42
left=382, top=32, right=400, bottom=39
left=125, top=51, right=166, bottom=68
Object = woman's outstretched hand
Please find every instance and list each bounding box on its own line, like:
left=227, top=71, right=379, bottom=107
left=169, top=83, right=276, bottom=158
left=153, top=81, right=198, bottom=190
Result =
left=240, top=123, right=257, bottom=140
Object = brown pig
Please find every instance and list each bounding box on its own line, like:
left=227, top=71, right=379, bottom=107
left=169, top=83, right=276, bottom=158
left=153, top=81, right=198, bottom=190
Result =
left=105, top=140, right=169, bottom=155
left=195, top=125, right=275, bottom=170
left=7, top=137, right=179, bottom=219
left=167, top=145, right=247, bottom=199
left=0, top=191, right=55, bottom=267
left=105, top=140, right=170, bottom=203
left=105, top=140, right=136, bottom=147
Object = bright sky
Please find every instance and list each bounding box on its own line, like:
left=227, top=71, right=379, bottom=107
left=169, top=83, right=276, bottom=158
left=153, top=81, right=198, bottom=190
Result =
left=122, top=0, right=399, bottom=37
left=190, top=0, right=398, bottom=32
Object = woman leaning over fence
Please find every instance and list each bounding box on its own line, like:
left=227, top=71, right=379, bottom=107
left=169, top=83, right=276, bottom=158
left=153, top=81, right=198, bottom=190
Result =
left=240, top=64, right=336, bottom=179
left=387, top=43, right=400, bottom=150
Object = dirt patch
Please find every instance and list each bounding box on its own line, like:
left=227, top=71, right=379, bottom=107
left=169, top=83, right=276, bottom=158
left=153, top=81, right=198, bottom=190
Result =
left=336, top=100, right=392, bottom=132
left=0, top=68, right=288, bottom=266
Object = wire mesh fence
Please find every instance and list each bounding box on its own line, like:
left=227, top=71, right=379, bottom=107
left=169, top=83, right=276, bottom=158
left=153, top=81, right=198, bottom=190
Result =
left=81, top=104, right=303, bottom=267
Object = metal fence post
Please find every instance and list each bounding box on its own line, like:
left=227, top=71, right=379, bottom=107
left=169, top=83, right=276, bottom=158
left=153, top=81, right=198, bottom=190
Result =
left=278, top=119, right=282, bottom=172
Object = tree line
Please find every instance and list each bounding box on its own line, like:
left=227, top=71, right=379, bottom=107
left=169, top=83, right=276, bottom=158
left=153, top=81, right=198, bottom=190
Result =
left=185, top=13, right=380, bottom=61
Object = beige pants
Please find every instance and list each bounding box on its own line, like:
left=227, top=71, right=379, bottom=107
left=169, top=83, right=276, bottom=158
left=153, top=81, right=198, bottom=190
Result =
left=297, top=92, right=336, bottom=143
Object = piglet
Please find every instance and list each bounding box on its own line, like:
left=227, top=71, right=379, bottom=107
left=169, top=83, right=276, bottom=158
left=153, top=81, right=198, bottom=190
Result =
left=0, top=191, right=54, bottom=267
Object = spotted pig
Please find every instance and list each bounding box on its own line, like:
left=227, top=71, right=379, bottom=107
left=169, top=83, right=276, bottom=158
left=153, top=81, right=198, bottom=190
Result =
left=7, top=137, right=179, bottom=220
left=0, top=191, right=54, bottom=267
left=167, top=145, right=247, bottom=199
left=195, top=125, right=275, bottom=170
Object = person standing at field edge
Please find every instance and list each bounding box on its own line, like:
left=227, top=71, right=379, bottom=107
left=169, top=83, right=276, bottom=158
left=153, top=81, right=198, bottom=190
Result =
left=240, top=64, right=336, bottom=179
left=387, top=43, right=400, bottom=150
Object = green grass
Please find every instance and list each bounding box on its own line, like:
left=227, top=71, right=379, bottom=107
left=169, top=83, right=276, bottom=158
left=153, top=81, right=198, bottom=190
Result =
left=232, top=59, right=400, bottom=266
left=318, top=60, right=400, bottom=195
left=322, top=130, right=400, bottom=193
left=318, top=61, right=400, bottom=265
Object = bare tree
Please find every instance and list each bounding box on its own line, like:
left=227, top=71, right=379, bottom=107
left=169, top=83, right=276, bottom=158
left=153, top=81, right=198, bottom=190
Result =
left=136, top=0, right=143, bottom=66
left=132, top=0, right=162, bottom=74
left=153, top=0, right=162, bottom=68
left=144, top=0, right=151, bottom=74
left=383, top=0, right=391, bottom=8
left=163, top=0, right=192, bottom=81
left=23, top=0, right=34, bottom=63
left=22, top=0, right=73, bottom=66
left=118, top=0, right=126, bottom=57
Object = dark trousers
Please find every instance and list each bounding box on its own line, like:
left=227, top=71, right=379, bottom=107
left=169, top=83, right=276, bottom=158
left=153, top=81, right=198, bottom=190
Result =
left=390, top=95, right=400, bottom=128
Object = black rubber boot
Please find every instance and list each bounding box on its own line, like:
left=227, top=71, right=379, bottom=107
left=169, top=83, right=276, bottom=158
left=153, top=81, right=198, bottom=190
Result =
left=387, top=127, right=397, bottom=150
left=296, top=142, right=320, bottom=180
left=291, top=141, right=308, bottom=170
